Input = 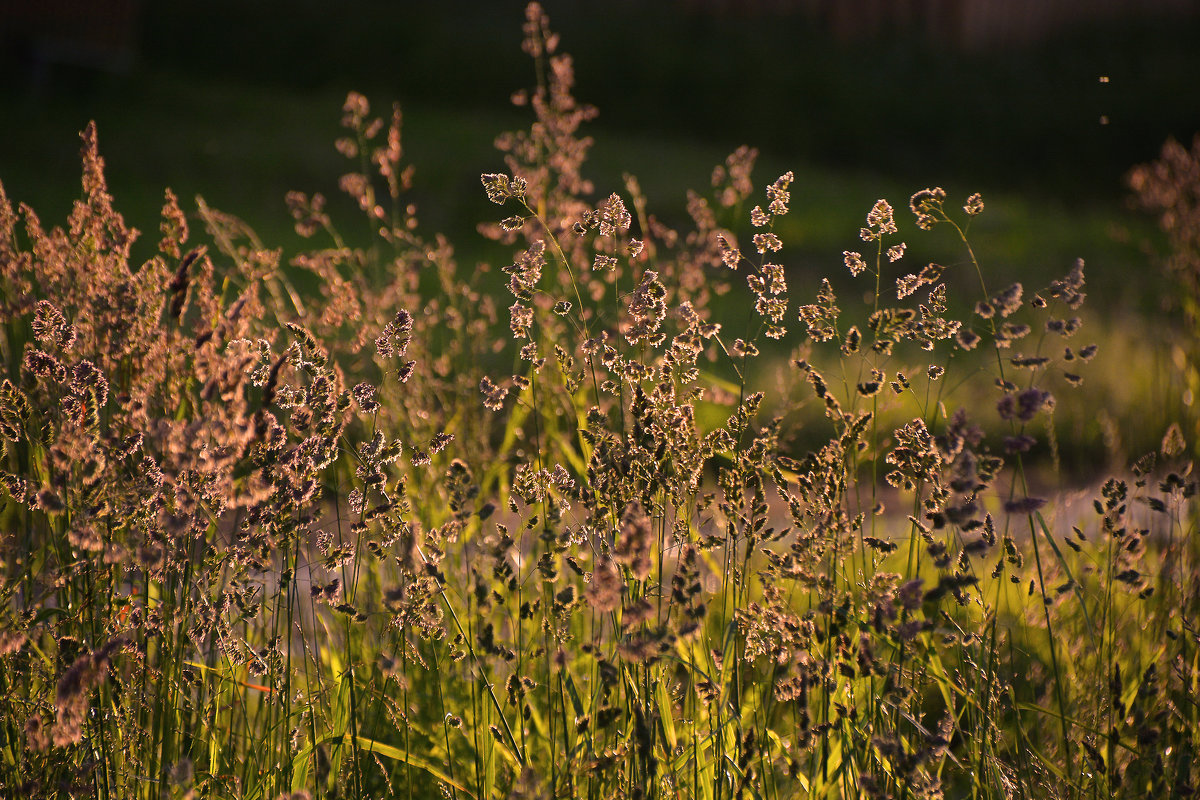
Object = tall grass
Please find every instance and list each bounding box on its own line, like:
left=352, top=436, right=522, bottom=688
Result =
left=1, top=4, right=1197, bottom=799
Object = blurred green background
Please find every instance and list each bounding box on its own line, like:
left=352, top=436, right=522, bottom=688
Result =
left=1, top=2, right=1196, bottom=266
left=1, top=0, right=1198, bottom=468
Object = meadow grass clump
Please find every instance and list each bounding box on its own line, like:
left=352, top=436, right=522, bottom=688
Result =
left=1, top=3, right=1198, bottom=799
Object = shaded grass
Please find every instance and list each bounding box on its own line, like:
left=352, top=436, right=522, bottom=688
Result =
left=0, top=68, right=1169, bottom=305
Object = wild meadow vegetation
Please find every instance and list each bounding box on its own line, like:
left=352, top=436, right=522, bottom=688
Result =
left=2, top=4, right=1198, bottom=798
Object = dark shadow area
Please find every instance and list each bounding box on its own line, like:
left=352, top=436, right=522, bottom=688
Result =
left=123, top=0, right=1200, bottom=198
left=0, top=0, right=1194, bottom=314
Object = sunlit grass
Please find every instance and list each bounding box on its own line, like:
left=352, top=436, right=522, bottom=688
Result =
left=1, top=5, right=1196, bottom=800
